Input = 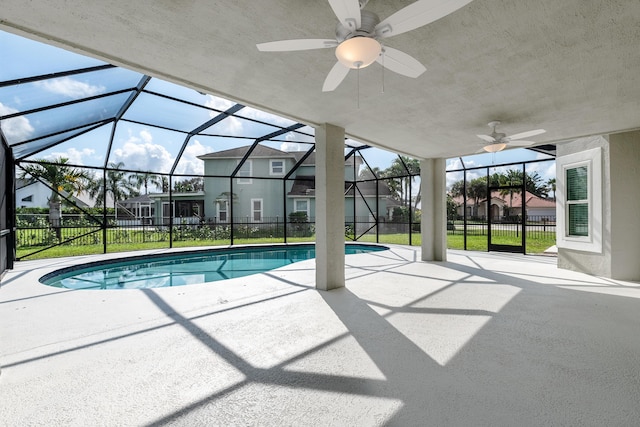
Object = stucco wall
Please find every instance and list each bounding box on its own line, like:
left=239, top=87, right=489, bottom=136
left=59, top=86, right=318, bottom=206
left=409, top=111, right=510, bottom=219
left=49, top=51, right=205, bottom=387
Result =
left=609, top=131, right=640, bottom=280
left=557, top=132, right=640, bottom=280
left=557, top=135, right=612, bottom=277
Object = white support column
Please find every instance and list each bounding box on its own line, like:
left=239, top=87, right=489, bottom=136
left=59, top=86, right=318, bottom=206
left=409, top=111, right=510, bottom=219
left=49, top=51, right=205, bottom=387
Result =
left=420, top=158, right=447, bottom=261
left=315, top=123, right=345, bottom=290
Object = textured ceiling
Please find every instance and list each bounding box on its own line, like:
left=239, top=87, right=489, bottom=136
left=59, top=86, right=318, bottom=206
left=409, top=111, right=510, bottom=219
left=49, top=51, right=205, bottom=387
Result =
left=1, top=0, right=639, bottom=159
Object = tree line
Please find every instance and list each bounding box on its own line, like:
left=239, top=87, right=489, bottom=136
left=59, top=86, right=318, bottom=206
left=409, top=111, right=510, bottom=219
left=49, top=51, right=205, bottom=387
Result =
left=19, top=154, right=424, bottom=227
left=447, top=170, right=556, bottom=218
left=18, top=157, right=203, bottom=226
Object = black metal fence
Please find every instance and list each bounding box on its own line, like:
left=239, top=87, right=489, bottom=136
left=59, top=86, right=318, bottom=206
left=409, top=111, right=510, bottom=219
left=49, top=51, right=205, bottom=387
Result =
left=447, top=215, right=555, bottom=235
left=15, top=214, right=321, bottom=259
left=15, top=212, right=424, bottom=259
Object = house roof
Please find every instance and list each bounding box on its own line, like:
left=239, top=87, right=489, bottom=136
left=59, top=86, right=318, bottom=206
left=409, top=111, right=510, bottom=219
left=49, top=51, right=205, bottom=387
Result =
left=120, top=194, right=154, bottom=204
left=147, top=191, right=206, bottom=200
left=198, top=145, right=358, bottom=168
left=453, top=191, right=556, bottom=209
left=198, top=145, right=296, bottom=160
left=15, top=178, right=36, bottom=190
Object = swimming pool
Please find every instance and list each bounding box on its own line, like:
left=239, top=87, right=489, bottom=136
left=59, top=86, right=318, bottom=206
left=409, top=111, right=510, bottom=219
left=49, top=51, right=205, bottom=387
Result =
left=40, top=244, right=388, bottom=290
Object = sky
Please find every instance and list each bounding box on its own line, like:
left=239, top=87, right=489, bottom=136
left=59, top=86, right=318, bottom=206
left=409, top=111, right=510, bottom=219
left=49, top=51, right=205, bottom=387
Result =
left=1, top=30, right=554, bottom=192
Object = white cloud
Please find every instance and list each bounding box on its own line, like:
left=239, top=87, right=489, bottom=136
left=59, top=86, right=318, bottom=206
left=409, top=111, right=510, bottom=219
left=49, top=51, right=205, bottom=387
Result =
left=0, top=102, right=34, bottom=142
left=34, top=77, right=106, bottom=99
left=45, top=147, right=96, bottom=165
left=112, top=131, right=174, bottom=173
left=280, top=130, right=314, bottom=152
left=174, top=139, right=211, bottom=176
left=280, top=142, right=308, bottom=152
left=205, top=95, right=236, bottom=112
left=110, top=130, right=210, bottom=178
left=140, top=129, right=153, bottom=143
left=238, top=106, right=296, bottom=127
left=204, top=95, right=244, bottom=136
left=525, top=160, right=556, bottom=182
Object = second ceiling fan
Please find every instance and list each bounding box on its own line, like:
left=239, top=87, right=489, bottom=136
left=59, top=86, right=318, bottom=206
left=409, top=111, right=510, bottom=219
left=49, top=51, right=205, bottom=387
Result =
left=477, top=121, right=547, bottom=153
left=256, top=0, right=474, bottom=92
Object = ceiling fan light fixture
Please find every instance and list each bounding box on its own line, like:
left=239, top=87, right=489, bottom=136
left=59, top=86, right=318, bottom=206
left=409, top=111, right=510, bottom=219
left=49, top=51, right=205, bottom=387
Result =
left=335, top=37, right=381, bottom=69
left=483, top=142, right=507, bottom=153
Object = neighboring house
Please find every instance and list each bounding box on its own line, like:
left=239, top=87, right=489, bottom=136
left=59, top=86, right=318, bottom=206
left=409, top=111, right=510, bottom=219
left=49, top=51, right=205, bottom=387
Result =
left=148, top=192, right=205, bottom=225
left=15, top=178, right=90, bottom=209
left=117, top=194, right=155, bottom=225
left=453, top=190, right=556, bottom=220
left=198, top=145, right=392, bottom=224
left=120, top=145, right=394, bottom=225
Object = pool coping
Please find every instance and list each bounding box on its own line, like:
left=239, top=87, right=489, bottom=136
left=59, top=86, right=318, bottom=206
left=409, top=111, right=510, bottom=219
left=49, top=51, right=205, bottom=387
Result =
left=35, top=242, right=389, bottom=289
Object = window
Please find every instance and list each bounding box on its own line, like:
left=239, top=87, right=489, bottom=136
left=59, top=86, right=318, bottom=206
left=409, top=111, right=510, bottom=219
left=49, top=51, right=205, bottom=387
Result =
left=270, top=159, right=285, bottom=176
left=251, top=198, right=263, bottom=222
left=21, top=195, right=33, bottom=202
left=217, top=199, right=228, bottom=222
left=294, top=199, right=310, bottom=217
left=566, top=166, right=588, bottom=236
left=237, top=160, right=252, bottom=184
left=556, top=147, right=602, bottom=252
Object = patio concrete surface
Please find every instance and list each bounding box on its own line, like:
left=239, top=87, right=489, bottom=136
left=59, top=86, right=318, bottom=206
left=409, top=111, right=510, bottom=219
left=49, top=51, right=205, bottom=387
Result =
left=1, top=245, right=640, bottom=426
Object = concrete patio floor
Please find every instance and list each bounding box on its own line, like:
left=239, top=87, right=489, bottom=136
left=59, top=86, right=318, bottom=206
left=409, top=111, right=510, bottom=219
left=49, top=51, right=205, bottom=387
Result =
left=1, top=245, right=640, bottom=426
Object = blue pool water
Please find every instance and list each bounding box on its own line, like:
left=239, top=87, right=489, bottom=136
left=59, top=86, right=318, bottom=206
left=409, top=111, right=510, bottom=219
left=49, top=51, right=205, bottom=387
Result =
left=40, top=244, right=388, bottom=290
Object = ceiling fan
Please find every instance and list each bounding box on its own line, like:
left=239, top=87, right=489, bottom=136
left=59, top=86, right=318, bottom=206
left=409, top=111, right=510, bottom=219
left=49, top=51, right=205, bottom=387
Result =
left=477, top=121, right=546, bottom=153
left=256, top=0, right=474, bottom=92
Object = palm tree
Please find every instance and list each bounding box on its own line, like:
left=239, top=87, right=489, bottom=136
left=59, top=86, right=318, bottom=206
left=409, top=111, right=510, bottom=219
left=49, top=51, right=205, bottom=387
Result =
left=546, top=177, right=557, bottom=200
left=19, top=157, right=90, bottom=229
left=382, top=156, right=420, bottom=207
left=358, top=166, right=381, bottom=180
left=525, top=171, right=548, bottom=198
left=466, top=177, right=488, bottom=217
left=173, top=177, right=204, bottom=192
left=129, top=172, right=161, bottom=194
left=497, top=169, right=523, bottom=217
left=88, top=162, right=139, bottom=213
left=160, top=176, right=170, bottom=193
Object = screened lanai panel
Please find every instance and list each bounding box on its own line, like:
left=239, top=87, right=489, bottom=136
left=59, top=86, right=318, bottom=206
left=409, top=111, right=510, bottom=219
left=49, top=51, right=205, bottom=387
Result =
left=121, top=92, right=214, bottom=132
left=9, top=123, right=95, bottom=160
left=143, top=79, right=239, bottom=113
left=286, top=125, right=315, bottom=144
left=269, top=125, right=316, bottom=153
left=233, top=106, right=297, bottom=128
left=2, top=91, right=131, bottom=145
left=354, top=146, right=399, bottom=179
left=0, top=31, right=106, bottom=81
left=21, top=123, right=113, bottom=166
left=259, top=139, right=314, bottom=155
left=345, top=138, right=366, bottom=149
left=197, top=136, right=262, bottom=177
left=108, top=122, right=186, bottom=174
left=172, top=134, right=217, bottom=176
left=242, top=142, right=298, bottom=178
left=201, top=115, right=284, bottom=139
left=0, top=67, right=143, bottom=115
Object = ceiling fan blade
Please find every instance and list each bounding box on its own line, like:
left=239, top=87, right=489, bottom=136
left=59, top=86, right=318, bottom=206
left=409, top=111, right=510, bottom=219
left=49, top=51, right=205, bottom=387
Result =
left=257, top=39, right=338, bottom=52
left=508, top=129, right=546, bottom=140
left=328, top=0, right=361, bottom=31
left=476, top=134, right=496, bottom=143
left=323, top=62, right=350, bottom=92
left=375, top=0, right=474, bottom=39
left=508, top=140, right=537, bottom=147
left=376, top=47, right=426, bottom=78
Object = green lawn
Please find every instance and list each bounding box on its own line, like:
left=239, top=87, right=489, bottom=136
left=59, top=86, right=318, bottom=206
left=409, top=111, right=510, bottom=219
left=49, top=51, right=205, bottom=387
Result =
left=15, top=230, right=555, bottom=260
left=447, top=232, right=555, bottom=254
